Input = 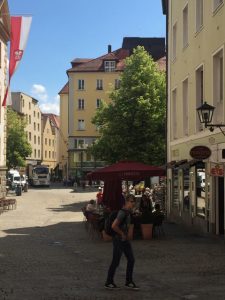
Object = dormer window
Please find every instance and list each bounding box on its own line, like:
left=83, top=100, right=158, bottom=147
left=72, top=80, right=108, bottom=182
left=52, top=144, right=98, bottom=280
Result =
left=104, top=61, right=116, bottom=72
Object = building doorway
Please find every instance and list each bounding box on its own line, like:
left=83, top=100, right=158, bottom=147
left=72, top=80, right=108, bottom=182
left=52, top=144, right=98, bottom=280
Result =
left=218, top=177, right=224, bottom=235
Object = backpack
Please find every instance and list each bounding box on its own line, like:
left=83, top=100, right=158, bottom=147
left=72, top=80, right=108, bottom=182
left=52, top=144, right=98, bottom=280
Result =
left=104, top=209, right=128, bottom=236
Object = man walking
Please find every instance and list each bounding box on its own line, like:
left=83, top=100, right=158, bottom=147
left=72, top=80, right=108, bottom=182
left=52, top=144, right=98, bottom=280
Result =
left=105, top=194, right=139, bottom=290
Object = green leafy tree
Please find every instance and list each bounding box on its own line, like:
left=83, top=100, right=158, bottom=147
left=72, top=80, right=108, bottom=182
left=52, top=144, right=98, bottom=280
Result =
left=91, top=46, right=166, bottom=165
left=6, top=107, right=32, bottom=168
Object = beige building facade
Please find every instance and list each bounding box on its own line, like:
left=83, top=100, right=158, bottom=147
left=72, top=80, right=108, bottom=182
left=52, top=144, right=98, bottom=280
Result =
left=163, top=0, right=225, bottom=235
left=42, top=113, right=60, bottom=175
left=11, top=92, right=42, bottom=166
left=0, top=0, right=10, bottom=198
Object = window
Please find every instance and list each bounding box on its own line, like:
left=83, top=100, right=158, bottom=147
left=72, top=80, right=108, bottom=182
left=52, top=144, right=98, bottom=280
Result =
left=78, top=79, right=84, bottom=90
left=29, top=115, right=31, bottom=124
left=49, top=139, right=51, bottom=146
left=22, top=99, right=24, bottom=107
left=52, top=151, right=54, bottom=159
left=115, top=79, right=121, bottom=90
left=183, top=169, right=190, bottom=211
left=34, top=135, right=36, bottom=144
left=78, top=99, right=85, bottom=110
left=38, top=136, right=40, bottom=145
left=213, top=49, right=224, bottom=123
left=38, top=150, right=40, bottom=158
left=34, top=122, right=36, bottom=130
left=38, top=112, right=40, bottom=119
left=74, top=139, right=85, bottom=149
left=34, top=149, right=36, bottom=158
left=183, top=5, right=188, bottom=48
left=196, top=167, right=206, bottom=217
left=196, top=0, right=203, bottom=32
left=29, top=102, right=31, bottom=110
left=45, top=138, right=47, bottom=145
left=196, top=65, right=204, bottom=130
left=78, top=119, right=85, bottom=130
left=172, top=169, right=179, bottom=208
left=96, top=79, right=103, bottom=90
left=34, top=111, right=36, bottom=117
left=45, top=150, right=47, bottom=158
left=213, top=0, right=223, bottom=11
left=53, top=140, right=54, bottom=147
left=172, top=23, right=177, bottom=61
left=96, top=98, right=101, bottom=108
left=29, top=132, right=31, bottom=141
left=49, top=151, right=51, bottom=159
left=104, top=61, right=116, bottom=72
left=172, top=89, right=177, bottom=139
left=183, top=79, right=189, bottom=136
left=38, top=123, right=40, bottom=131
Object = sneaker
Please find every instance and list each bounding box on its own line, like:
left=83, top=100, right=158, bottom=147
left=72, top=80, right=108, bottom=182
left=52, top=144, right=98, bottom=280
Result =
left=125, top=282, right=140, bottom=291
left=104, top=282, right=120, bottom=290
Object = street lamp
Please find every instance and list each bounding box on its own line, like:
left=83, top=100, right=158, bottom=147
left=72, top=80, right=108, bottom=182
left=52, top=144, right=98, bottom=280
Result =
left=197, top=101, right=225, bottom=136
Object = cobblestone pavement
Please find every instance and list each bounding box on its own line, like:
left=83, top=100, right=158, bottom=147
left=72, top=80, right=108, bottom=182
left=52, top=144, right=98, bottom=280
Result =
left=0, top=184, right=225, bottom=300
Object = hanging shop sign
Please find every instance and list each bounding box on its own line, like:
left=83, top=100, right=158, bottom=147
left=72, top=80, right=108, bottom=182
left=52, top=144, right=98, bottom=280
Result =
left=190, top=146, right=211, bottom=160
left=210, top=163, right=224, bottom=177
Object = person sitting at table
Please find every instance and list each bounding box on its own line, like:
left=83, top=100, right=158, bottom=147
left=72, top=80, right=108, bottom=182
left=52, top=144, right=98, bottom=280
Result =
left=139, top=194, right=152, bottom=214
left=96, top=187, right=103, bottom=206
left=86, top=199, right=97, bottom=212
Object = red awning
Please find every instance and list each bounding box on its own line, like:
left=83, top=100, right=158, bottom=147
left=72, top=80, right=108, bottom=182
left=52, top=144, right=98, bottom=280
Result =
left=87, top=160, right=165, bottom=180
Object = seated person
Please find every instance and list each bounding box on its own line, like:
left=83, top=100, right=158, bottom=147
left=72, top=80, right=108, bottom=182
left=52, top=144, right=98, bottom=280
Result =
left=96, top=187, right=103, bottom=206
left=86, top=199, right=96, bottom=213
left=152, top=204, right=164, bottom=225
left=139, top=194, right=153, bottom=213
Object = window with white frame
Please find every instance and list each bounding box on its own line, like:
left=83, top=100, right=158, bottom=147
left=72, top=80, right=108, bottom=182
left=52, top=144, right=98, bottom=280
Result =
left=196, top=65, right=204, bottom=130
left=213, top=0, right=223, bottom=11
left=78, top=119, right=85, bottom=130
left=115, top=79, right=121, bottom=89
left=78, top=99, right=84, bottom=110
left=196, top=0, right=203, bottom=32
left=213, top=49, right=224, bottom=123
left=78, top=79, right=84, bottom=90
left=172, top=23, right=177, bottom=61
left=96, top=79, right=103, bottom=90
left=183, top=78, right=189, bottom=136
left=96, top=98, right=101, bottom=108
left=104, top=61, right=116, bottom=72
left=172, top=89, right=177, bottom=139
left=183, top=4, right=188, bottom=48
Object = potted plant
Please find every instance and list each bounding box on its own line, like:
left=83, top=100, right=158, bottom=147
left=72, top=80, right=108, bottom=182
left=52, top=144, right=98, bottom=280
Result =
left=140, top=211, right=153, bottom=240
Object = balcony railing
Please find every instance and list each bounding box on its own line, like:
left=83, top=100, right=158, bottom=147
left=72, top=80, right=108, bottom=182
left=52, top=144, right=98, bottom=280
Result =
left=72, top=161, right=106, bottom=168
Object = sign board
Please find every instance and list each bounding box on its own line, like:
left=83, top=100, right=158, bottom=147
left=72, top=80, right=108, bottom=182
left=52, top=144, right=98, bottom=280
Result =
left=190, top=146, right=211, bottom=160
left=210, top=163, right=224, bottom=177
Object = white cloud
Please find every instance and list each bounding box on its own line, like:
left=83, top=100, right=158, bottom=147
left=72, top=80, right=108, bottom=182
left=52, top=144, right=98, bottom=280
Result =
left=31, top=84, right=48, bottom=101
left=31, top=84, right=60, bottom=115
left=40, top=102, right=59, bottom=115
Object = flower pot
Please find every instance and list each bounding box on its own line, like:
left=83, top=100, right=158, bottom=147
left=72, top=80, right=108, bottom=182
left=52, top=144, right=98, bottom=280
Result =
left=127, top=224, right=134, bottom=240
left=141, top=224, right=153, bottom=240
left=102, top=230, right=112, bottom=241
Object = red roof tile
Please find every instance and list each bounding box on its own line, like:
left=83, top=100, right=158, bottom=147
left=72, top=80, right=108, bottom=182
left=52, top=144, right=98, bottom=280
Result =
left=58, top=82, right=69, bottom=94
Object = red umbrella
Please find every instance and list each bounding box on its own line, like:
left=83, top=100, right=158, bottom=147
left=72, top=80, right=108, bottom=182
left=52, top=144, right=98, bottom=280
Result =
left=87, top=160, right=165, bottom=180
left=88, top=161, right=165, bottom=211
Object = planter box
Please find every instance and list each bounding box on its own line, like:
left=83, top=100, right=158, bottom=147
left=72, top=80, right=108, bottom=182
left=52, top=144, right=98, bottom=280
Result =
left=102, top=230, right=112, bottom=241
left=141, top=224, right=153, bottom=240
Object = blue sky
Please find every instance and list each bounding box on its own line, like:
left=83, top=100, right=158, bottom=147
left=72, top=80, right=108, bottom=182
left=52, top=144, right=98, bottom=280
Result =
left=8, top=0, right=166, bottom=115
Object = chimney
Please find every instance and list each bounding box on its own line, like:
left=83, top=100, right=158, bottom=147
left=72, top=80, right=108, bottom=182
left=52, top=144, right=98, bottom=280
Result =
left=108, top=44, right=112, bottom=53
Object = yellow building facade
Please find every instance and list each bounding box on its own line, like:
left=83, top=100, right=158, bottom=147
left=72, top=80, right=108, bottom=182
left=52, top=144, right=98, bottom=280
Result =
left=164, top=0, right=225, bottom=235
left=11, top=92, right=42, bottom=165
